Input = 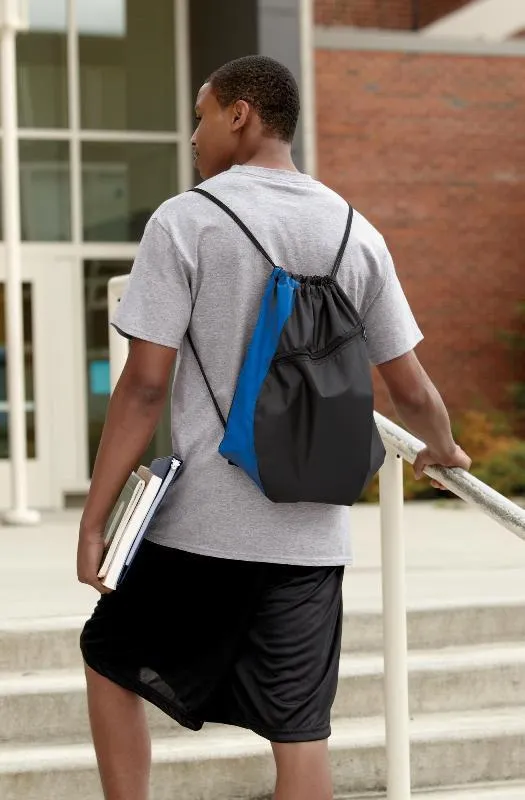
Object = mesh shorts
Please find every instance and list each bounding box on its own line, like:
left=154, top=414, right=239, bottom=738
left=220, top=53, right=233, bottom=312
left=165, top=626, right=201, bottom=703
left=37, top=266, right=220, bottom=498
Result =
left=80, top=539, right=344, bottom=743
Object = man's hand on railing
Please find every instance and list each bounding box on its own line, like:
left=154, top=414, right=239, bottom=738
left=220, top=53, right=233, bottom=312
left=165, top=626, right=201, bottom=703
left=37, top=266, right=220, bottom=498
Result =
left=413, top=444, right=472, bottom=489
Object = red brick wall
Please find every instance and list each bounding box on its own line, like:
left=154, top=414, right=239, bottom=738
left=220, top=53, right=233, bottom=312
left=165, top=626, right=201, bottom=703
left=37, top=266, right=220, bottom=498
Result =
left=316, top=0, right=412, bottom=29
left=316, top=49, right=525, bottom=415
left=315, top=0, right=472, bottom=30
left=418, top=0, right=473, bottom=26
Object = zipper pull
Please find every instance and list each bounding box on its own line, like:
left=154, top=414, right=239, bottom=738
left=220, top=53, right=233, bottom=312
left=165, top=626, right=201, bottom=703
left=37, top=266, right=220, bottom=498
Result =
left=361, top=324, right=367, bottom=342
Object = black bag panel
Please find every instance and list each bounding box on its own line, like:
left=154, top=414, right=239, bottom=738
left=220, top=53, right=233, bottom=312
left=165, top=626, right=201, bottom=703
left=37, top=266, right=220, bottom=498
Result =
left=254, top=335, right=380, bottom=505
left=359, top=424, right=387, bottom=497
left=369, top=425, right=387, bottom=481
left=275, top=279, right=364, bottom=358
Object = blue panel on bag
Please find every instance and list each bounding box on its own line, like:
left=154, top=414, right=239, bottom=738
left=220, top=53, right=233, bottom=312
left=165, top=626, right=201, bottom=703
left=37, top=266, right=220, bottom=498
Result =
left=219, top=267, right=299, bottom=488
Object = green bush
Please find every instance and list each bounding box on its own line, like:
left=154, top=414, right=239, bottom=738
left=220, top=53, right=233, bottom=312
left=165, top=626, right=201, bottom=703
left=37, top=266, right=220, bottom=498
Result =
left=472, top=442, right=525, bottom=498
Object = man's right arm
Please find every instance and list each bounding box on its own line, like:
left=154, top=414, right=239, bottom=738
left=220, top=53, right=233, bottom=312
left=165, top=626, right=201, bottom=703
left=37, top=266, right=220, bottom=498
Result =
left=376, top=351, right=471, bottom=479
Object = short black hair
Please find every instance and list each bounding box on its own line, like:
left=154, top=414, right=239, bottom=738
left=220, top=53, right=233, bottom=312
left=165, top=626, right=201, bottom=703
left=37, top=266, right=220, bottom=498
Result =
left=209, top=55, right=300, bottom=143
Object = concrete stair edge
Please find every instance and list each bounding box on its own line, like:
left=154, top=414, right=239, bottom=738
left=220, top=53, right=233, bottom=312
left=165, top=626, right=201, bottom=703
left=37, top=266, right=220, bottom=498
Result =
left=4, top=642, right=525, bottom=745
left=2, top=706, right=525, bottom=771
left=339, top=782, right=525, bottom=799
left=2, top=709, right=525, bottom=799
left=4, top=640, right=525, bottom=691
left=4, top=600, right=525, bottom=672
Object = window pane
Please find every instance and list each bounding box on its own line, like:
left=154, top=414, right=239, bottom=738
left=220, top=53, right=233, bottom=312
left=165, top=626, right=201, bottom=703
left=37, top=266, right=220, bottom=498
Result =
left=79, top=0, right=176, bottom=131
left=20, top=141, right=71, bottom=241
left=82, top=142, right=177, bottom=242
left=84, top=261, right=171, bottom=472
left=0, top=283, right=36, bottom=459
left=17, top=0, right=68, bottom=128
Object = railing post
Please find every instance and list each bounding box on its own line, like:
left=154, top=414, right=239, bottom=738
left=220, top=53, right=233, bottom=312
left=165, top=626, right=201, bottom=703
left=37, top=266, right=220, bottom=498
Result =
left=379, top=448, right=411, bottom=799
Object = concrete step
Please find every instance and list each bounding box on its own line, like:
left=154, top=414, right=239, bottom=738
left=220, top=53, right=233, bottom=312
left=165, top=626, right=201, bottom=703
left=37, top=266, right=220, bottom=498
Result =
left=4, top=601, right=525, bottom=672
left=1, top=708, right=525, bottom=799
left=341, top=601, right=525, bottom=654
left=3, top=643, right=525, bottom=744
left=343, top=783, right=525, bottom=799
left=410, top=785, right=525, bottom=799
left=339, top=642, right=525, bottom=718
left=0, top=617, right=85, bottom=673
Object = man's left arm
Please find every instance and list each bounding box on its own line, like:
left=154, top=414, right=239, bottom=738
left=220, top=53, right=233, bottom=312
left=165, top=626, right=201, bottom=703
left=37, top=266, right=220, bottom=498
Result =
left=77, top=338, right=177, bottom=593
left=77, top=213, right=192, bottom=593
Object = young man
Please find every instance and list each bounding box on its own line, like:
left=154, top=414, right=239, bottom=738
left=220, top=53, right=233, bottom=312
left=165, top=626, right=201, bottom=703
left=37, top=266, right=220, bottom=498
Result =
left=78, top=56, right=471, bottom=800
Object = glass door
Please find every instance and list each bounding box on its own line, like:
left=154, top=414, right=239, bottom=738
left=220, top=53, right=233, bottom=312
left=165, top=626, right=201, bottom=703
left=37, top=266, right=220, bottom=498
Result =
left=0, top=282, right=36, bottom=461
left=0, top=253, right=89, bottom=508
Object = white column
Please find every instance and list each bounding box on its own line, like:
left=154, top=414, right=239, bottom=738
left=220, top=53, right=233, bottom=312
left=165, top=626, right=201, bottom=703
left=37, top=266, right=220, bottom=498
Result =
left=67, top=0, right=82, bottom=244
left=379, top=449, right=411, bottom=799
left=175, top=0, right=192, bottom=192
left=1, top=0, right=39, bottom=525
left=299, top=0, right=317, bottom=177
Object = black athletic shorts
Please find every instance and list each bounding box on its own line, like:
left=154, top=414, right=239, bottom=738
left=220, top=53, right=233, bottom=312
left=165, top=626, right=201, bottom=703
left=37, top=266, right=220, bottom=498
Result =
left=80, top=539, right=344, bottom=743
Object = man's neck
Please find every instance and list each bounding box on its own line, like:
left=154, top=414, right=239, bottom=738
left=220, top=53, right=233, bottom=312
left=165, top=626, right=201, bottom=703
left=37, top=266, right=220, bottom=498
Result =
left=237, top=140, right=298, bottom=173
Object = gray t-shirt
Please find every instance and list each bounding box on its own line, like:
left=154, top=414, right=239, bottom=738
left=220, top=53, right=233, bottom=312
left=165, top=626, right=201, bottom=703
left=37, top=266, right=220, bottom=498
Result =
left=113, top=165, right=422, bottom=566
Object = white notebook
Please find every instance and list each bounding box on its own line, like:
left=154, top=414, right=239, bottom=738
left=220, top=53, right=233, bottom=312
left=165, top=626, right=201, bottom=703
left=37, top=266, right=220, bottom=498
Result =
left=102, top=468, right=163, bottom=590
left=124, top=456, right=183, bottom=567
left=98, top=472, right=146, bottom=579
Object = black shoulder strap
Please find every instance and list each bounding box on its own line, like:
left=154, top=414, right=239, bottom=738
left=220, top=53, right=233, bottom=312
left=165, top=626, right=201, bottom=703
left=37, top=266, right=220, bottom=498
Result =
left=187, top=333, right=226, bottom=429
left=190, top=187, right=276, bottom=268
left=330, top=204, right=354, bottom=279
left=187, top=193, right=353, bottom=429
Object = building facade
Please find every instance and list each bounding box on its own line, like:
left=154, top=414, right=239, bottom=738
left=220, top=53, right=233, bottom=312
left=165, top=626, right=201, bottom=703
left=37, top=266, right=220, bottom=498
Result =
left=1, top=0, right=525, bottom=509
left=0, top=0, right=313, bottom=509
left=316, top=0, right=525, bottom=417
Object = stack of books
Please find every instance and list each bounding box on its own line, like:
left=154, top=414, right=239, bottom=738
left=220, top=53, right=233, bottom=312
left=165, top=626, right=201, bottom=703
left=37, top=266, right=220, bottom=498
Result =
left=98, top=454, right=183, bottom=590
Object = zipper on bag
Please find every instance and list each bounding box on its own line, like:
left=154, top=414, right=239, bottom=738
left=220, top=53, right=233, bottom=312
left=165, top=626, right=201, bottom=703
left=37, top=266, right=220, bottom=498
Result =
left=273, top=326, right=365, bottom=365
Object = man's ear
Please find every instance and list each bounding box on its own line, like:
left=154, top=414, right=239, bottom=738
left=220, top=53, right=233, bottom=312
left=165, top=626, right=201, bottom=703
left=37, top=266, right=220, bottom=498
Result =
left=231, top=99, right=250, bottom=131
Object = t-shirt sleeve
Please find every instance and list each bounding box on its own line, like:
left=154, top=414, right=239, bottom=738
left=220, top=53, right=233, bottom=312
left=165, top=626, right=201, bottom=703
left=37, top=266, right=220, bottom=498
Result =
left=111, top=216, right=192, bottom=349
left=363, top=245, right=423, bottom=365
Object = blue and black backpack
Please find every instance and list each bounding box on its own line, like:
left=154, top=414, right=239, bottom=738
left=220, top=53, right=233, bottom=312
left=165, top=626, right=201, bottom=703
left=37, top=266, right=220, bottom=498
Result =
left=188, top=188, right=385, bottom=506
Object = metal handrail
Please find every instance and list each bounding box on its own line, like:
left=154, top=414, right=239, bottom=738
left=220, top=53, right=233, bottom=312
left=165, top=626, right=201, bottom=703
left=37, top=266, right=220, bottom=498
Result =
left=108, top=276, right=525, bottom=800
left=374, top=412, right=525, bottom=800
left=376, top=412, right=525, bottom=540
